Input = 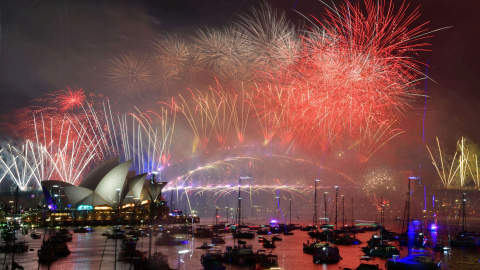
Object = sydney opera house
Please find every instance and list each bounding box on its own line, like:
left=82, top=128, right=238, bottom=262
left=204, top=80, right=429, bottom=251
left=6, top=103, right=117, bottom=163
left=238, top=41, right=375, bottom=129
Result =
left=4, top=157, right=200, bottom=226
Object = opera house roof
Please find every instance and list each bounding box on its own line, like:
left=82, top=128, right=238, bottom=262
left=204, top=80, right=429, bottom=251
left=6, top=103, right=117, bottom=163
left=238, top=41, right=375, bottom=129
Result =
left=42, top=158, right=166, bottom=208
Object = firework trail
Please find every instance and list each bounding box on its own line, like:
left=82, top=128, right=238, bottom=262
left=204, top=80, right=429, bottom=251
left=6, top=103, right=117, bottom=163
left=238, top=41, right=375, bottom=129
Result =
left=224, top=85, right=251, bottom=145
left=9, top=92, right=121, bottom=186
left=427, top=137, right=459, bottom=187
left=353, top=120, right=405, bottom=163
left=119, top=105, right=176, bottom=174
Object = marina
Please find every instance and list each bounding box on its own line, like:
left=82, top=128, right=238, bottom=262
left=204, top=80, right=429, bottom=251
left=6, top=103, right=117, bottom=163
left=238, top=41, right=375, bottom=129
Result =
left=0, top=221, right=478, bottom=269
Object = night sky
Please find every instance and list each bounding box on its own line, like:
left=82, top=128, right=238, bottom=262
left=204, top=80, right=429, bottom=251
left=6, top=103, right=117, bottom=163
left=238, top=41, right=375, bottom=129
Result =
left=0, top=0, right=479, bottom=169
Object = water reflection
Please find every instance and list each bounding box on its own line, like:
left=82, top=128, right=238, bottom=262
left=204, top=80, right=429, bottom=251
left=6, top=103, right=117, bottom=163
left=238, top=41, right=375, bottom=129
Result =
left=1, top=225, right=479, bottom=269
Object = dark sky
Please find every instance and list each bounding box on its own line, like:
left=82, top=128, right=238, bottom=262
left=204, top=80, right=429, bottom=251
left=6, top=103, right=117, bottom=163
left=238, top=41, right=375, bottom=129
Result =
left=0, top=0, right=479, bottom=144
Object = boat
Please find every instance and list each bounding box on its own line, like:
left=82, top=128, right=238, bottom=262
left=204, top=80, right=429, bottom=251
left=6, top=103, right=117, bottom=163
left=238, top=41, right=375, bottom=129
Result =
left=449, top=194, right=480, bottom=247
left=143, top=252, right=173, bottom=270
left=282, top=200, right=295, bottom=236
left=73, top=227, right=95, bottom=233
left=386, top=253, right=442, bottom=270
left=195, top=226, right=215, bottom=238
left=222, top=244, right=255, bottom=265
left=52, top=229, right=73, bottom=242
left=303, top=240, right=316, bottom=254
left=0, top=241, right=29, bottom=253
left=31, top=232, right=42, bottom=239
left=432, top=243, right=450, bottom=252
left=308, top=229, right=335, bottom=241
left=197, top=242, right=214, bottom=249
left=40, top=239, right=70, bottom=257
left=344, top=263, right=380, bottom=270
left=301, top=225, right=316, bottom=232
left=333, top=233, right=362, bottom=245
left=257, top=229, right=271, bottom=235
left=110, top=226, right=127, bottom=238
left=252, top=250, right=279, bottom=270
left=262, top=240, right=276, bottom=249
left=398, top=231, right=427, bottom=248
left=38, top=244, right=56, bottom=264
left=211, top=235, right=226, bottom=245
left=118, top=238, right=146, bottom=263
left=1, top=229, right=17, bottom=242
left=272, top=235, right=282, bottom=241
left=201, top=249, right=226, bottom=270
left=449, top=231, right=480, bottom=248
left=233, top=230, right=255, bottom=239
left=361, top=244, right=399, bottom=258
left=155, top=233, right=188, bottom=246
left=313, top=242, right=342, bottom=264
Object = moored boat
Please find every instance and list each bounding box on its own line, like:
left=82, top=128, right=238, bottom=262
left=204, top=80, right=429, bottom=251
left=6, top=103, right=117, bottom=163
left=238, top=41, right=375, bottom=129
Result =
left=31, top=232, right=42, bottom=239
left=73, top=227, right=95, bottom=233
left=223, top=244, right=255, bottom=265
left=211, top=235, right=226, bottom=244
left=313, top=242, right=342, bottom=264
left=252, top=250, right=279, bottom=270
left=386, top=253, right=442, bottom=270
left=201, top=249, right=226, bottom=270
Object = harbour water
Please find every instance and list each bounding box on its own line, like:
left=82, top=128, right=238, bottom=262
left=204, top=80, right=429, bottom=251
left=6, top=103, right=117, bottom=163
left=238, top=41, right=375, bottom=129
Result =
left=2, top=223, right=479, bottom=270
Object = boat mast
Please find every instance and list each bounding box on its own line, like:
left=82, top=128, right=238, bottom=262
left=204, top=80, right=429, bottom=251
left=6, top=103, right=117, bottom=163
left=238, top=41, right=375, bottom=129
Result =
left=11, top=185, right=19, bottom=269
left=289, top=199, right=292, bottom=226
left=402, top=179, right=411, bottom=234
left=342, top=195, right=345, bottom=228
left=462, top=193, right=467, bottom=232
left=215, top=207, right=219, bottom=226
left=351, top=197, right=354, bottom=227
left=314, top=179, right=319, bottom=227
left=335, top=186, right=339, bottom=230
left=324, top=192, right=327, bottom=224
left=380, top=196, right=384, bottom=234
left=225, top=204, right=229, bottom=224
left=237, top=177, right=242, bottom=226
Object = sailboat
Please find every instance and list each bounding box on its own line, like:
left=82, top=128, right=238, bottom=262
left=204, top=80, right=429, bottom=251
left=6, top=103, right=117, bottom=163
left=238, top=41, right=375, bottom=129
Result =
left=398, top=177, right=427, bottom=248
left=283, top=200, right=294, bottom=235
left=361, top=198, right=399, bottom=258
left=449, top=193, right=480, bottom=248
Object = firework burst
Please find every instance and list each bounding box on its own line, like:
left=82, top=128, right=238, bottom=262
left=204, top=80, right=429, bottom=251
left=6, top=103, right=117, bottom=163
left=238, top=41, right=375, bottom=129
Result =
left=106, top=51, right=151, bottom=97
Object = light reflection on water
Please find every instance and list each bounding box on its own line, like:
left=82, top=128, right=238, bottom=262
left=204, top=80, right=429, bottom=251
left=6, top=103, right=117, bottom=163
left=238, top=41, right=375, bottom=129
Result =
left=2, top=225, right=479, bottom=269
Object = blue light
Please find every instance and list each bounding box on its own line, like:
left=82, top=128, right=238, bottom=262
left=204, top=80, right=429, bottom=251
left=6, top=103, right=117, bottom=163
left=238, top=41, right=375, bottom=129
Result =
left=430, top=224, right=438, bottom=231
left=77, top=205, right=93, bottom=211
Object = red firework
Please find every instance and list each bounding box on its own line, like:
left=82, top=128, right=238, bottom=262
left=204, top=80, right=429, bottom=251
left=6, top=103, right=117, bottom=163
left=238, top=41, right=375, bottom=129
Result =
left=253, top=0, right=431, bottom=150
left=54, top=86, right=86, bottom=112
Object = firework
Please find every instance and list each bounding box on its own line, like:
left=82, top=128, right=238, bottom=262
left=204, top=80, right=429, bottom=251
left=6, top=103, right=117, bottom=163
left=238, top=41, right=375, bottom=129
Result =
left=106, top=51, right=151, bottom=97
left=53, top=86, right=86, bottom=112
left=192, top=25, right=253, bottom=81
left=224, top=85, right=251, bottom=145
left=119, top=105, right=176, bottom=174
left=234, top=2, right=300, bottom=72
left=251, top=0, right=433, bottom=151
left=175, top=83, right=237, bottom=151
left=427, top=137, right=459, bottom=187
left=353, top=120, right=405, bottom=163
